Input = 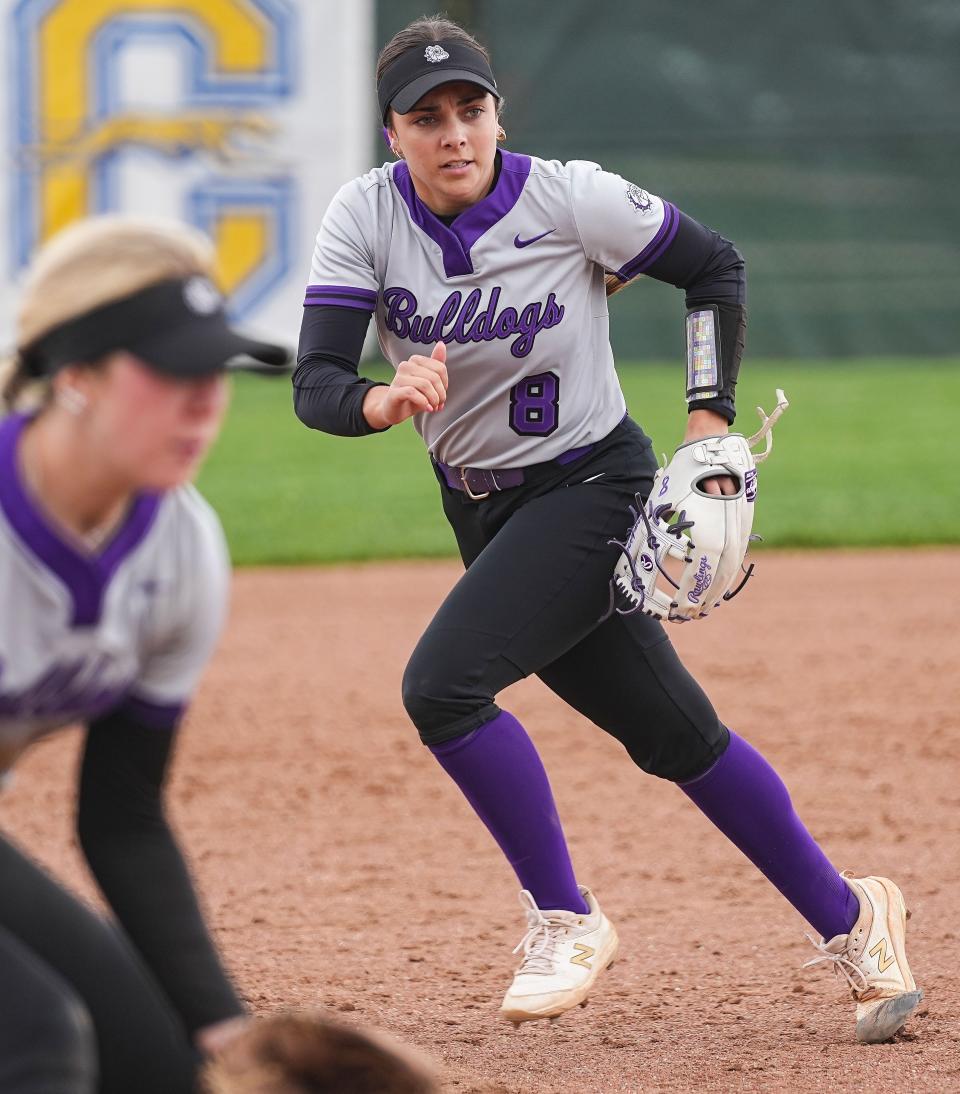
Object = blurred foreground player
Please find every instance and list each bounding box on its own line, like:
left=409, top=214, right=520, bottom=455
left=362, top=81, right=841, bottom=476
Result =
left=0, top=215, right=287, bottom=1092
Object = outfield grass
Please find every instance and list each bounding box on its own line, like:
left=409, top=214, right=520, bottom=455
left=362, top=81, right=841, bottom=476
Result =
left=197, top=359, right=959, bottom=565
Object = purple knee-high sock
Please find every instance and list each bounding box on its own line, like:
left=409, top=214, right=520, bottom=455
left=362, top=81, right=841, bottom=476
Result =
left=430, top=710, right=589, bottom=914
left=681, top=730, right=859, bottom=940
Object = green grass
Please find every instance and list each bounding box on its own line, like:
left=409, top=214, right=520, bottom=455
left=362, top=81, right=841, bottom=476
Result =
left=197, top=359, right=959, bottom=565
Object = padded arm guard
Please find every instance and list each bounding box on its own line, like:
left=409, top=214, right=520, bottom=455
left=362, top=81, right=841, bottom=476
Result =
left=686, top=302, right=746, bottom=420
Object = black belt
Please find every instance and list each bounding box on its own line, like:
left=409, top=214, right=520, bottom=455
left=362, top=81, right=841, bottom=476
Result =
left=436, top=442, right=596, bottom=500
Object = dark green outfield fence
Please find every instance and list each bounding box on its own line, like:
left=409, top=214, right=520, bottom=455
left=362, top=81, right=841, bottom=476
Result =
left=376, top=1, right=960, bottom=360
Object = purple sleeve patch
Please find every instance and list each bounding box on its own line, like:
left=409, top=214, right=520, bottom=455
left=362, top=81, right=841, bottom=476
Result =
left=116, top=693, right=185, bottom=731
left=304, top=285, right=377, bottom=311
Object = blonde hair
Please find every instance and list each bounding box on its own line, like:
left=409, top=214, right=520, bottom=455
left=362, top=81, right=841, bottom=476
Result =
left=1, top=215, right=216, bottom=413
left=202, top=1011, right=438, bottom=1094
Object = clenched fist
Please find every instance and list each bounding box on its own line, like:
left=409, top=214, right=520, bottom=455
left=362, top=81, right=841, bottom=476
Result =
left=363, top=341, right=448, bottom=429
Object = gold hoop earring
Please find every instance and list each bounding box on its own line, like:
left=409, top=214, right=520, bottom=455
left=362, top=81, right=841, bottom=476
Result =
left=391, top=143, right=405, bottom=160
left=496, top=125, right=506, bottom=143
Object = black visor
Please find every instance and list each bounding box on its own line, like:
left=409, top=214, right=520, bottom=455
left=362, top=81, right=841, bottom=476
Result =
left=18, top=278, right=289, bottom=379
left=377, top=39, right=499, bottom=123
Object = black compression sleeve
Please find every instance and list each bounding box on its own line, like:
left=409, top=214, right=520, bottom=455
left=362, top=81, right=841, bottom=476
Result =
left=642, top=210, right=746, bottom=423
left=77, top=710, right=243, bottom=1034
left=292, top=305, right=389, bottom=436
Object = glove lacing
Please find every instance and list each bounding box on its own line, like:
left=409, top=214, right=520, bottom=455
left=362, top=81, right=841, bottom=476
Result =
left=604, top=496, right=692, bottom=619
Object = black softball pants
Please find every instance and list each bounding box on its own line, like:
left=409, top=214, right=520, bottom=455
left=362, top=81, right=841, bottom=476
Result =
left=0, top=832, right=198, bottom=1093
left=402, top=417, right=729, bottom=783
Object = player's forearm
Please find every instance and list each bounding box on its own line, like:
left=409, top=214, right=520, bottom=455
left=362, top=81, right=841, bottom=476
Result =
left=641, top=211, right=745, bottom=424
left=79, top=815, right=245, bottom=1031
left=78, top=713, right=244, bottom=1033
left=683, top=298, right=743, bottom=424
left=293, top=361, right=388, bottom=435
left=293, top=304, right=389, bottom=435
left=684, top=408, right=731, bottom=442
left=682, top=228, right=745, bottom=425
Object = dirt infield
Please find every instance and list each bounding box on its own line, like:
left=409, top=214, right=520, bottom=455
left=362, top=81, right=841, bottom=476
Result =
left=3, top=550, right=958, bottom=1092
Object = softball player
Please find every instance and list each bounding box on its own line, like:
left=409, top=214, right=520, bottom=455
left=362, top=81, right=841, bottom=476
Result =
left=294, top=16, right=921, bottom=1042
left=0, top=216, right=287, bottom=1092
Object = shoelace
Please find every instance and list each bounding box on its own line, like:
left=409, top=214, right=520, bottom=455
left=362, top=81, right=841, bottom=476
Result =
left=802, top=934, right=870, bottom=995
left=512, top=891, right=574, bottom=977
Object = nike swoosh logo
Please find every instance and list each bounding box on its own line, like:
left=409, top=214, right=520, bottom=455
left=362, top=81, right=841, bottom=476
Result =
left=582, top=472, right=606, bottom=483
left=514, top=228, right=557, bottom=248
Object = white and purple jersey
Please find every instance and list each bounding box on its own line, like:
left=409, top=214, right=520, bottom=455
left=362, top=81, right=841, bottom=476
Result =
left=306, top=151, right=678, bottom=468
left=0, top=413, right=229, bottom=777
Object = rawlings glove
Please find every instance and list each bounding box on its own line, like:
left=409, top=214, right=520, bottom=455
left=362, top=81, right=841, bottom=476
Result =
left=609, top=390, right=789, bottom=622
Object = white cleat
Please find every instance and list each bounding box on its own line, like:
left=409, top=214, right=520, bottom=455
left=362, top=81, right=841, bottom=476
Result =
left=499, top=886, right=619, bottom=1024
left=804, top=874, right=923, bottom=1044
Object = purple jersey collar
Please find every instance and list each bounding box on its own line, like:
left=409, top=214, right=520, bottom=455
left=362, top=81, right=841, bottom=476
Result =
left=0, top=413, right=161, bottom=627
left=391, top=149, right=532, bottom=278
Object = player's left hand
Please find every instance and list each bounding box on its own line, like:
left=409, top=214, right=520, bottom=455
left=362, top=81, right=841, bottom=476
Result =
left=196, top=1015, right=251, bottom=1056
left=609, top=390, right=789, bottom=622
left=683, top=408, right=737, bottom=497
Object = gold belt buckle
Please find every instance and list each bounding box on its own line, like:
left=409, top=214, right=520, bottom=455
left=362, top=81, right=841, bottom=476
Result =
left=460, top=467, right=491, bottom=501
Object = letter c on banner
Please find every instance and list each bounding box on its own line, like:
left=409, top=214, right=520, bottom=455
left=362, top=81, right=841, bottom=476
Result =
left=12, top=0, right=295, bottom=315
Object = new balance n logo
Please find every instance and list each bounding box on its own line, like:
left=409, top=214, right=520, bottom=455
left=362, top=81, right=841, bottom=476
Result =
left=570, top=943, right=595, bottom=969
left=868, top=938, right=896, bottom=973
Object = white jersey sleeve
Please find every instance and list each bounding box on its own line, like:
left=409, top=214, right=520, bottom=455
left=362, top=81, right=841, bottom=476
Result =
left=566, top=160, right=679, bottom=284
left=304, top=176, right=380, bottom=313
left=126, top=487, right=230, bottom=719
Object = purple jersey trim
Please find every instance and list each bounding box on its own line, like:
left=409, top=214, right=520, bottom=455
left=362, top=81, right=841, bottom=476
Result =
left=614, top=201, right=680, bottom=282
left=555, top=442, right=596, bottom=466
left=0, top=663, right=129, bottom=726
left=391, top=150, right=532, bottom=278
left=303, top=297, right=374, bottom=311
left=0, top=414, right=161, bottom=628
left=116, top=692, right=185, bottom=730
left=304, top=285, right=377, bottom=311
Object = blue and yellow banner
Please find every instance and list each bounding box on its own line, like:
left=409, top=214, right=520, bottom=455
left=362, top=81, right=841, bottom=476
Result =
left=3, top=0, right=373, bottom=339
